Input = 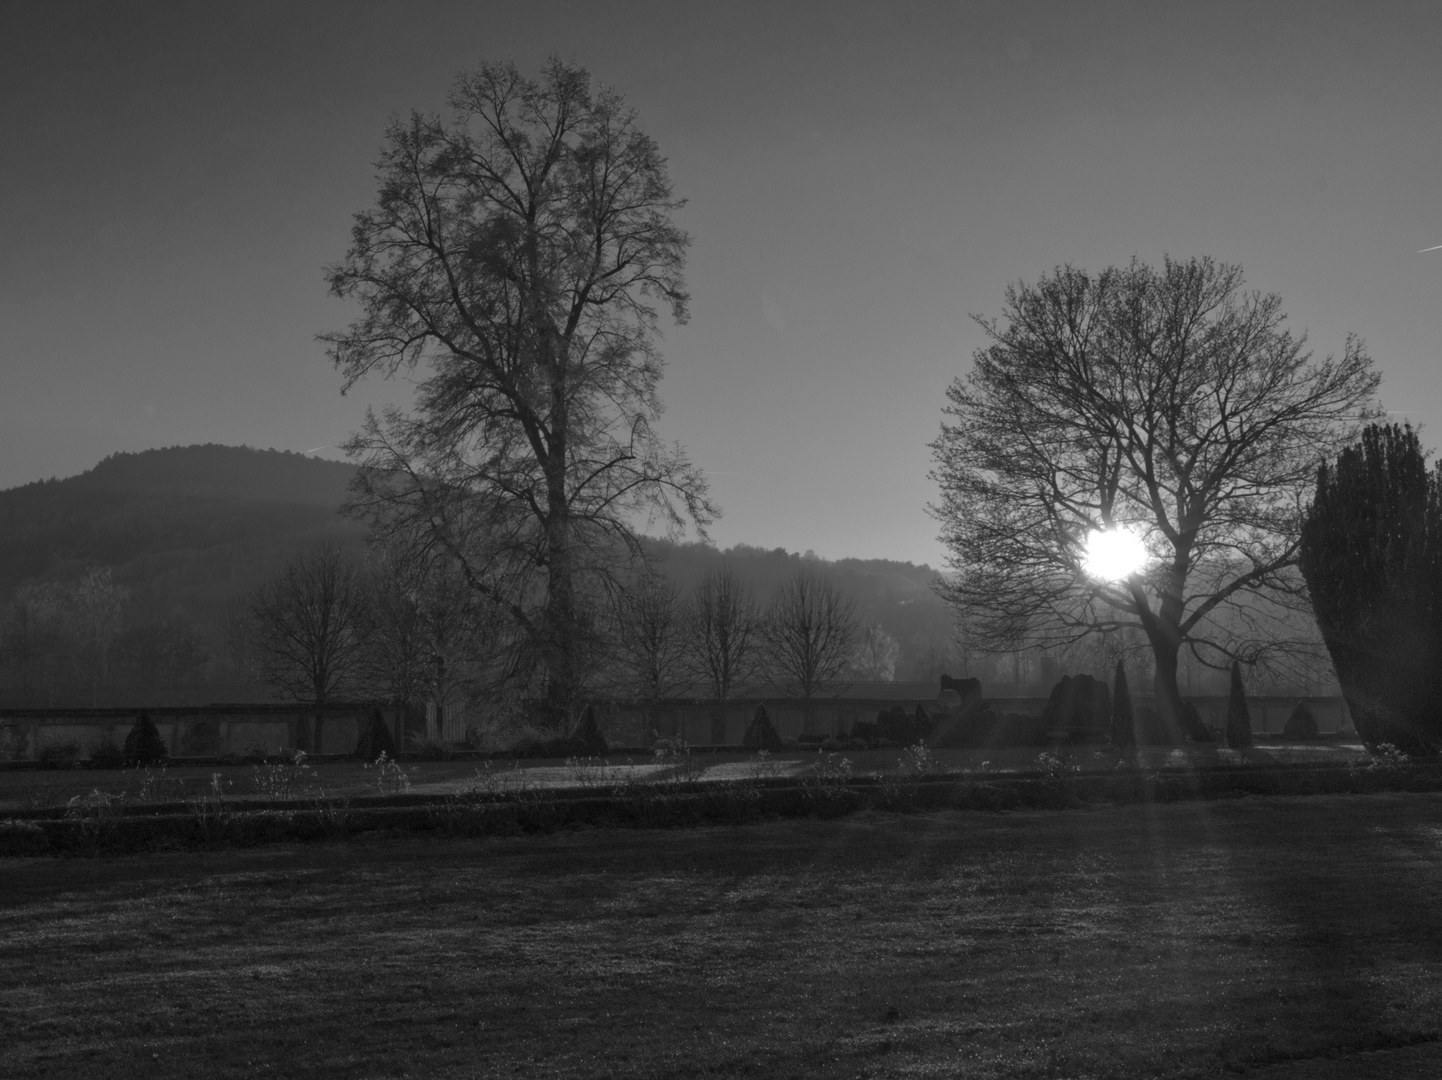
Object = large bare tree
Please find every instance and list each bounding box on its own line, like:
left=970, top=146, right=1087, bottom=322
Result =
left=251, top=543, right=369, bottom=752
left=323, top=58, right=714, bottom=730
left=764, top=570, right=858, bottom=735
left=691, top=566, right=762, bottom=744
left=930, top=256, right=1379, bottom=739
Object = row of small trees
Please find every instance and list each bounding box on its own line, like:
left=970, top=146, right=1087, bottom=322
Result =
left=245, top=541, right=872, bottom=750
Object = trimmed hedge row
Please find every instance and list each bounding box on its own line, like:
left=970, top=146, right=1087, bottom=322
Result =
left=5, top=762, right=1442, bottom=857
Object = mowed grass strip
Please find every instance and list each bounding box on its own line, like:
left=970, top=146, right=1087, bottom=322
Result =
left=2, top=794, right=1441, bottom=1079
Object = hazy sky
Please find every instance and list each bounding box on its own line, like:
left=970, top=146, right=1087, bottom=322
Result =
left=3, top=1, right=1440, bottom=566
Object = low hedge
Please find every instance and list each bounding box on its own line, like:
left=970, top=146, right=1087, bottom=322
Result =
left=6, top=762, right=1442, bottom=857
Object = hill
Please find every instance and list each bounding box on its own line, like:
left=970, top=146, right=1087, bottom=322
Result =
left=0, top=444, right=961, bottom=705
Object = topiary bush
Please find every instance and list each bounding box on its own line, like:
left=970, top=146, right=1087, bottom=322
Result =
left=1226, top=662, right=1253, bottom=748
left=1299, top=422, right=1442, bottom=754
left=849, top=718, right=881, bottom=744
left=123, top=711, right=169, bottom=766
left=88, top=740, right=127, bottom=769
left=1283, top=702, right=1320, bottom=739
left=1182, top=701, right=1213, bottom=742
left=1110, top=660, right=1136, bottom=747
left=742, top=704, right=784, bottom=750
left=37, top=741, right=81, bottom=769
left=573, top=705, right=608, bottom=756
left=353, top=707, right=398, bottom=760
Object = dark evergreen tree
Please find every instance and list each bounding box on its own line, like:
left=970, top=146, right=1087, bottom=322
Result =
left=1283, top=702, right=1319, bottom=739
left=574, top=705, right=608, bottom=756
left=123, top=710, right=168, bottom=765
left=742, top=703, right=783, bottom=750
left=1226, top=662, right=1253, bottom=748
left=1299, top=423, right=1442, bottom=753
left=1110, top=660, right=1135, bottom=747
left=353, top=707, right=398, bottom=760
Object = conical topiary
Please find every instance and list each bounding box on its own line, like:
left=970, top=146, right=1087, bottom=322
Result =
left=574, top=704, right=608, bottom=755
left=1110, top=660, right=1135, bottom=747
left=913, top=704, right=934, bottom=742
left=742, top=703, right=783, bottom=750
left=123, top=710, right=169, bottom=766
left=1226, top=661, right=1253, bottom=748
left=353, top=707, right=398, bottom=760
left=1283, top=701, right=1319, bottom=739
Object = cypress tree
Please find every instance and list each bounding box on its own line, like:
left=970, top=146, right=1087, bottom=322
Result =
left=1110, top=660, right=1135, bottom=747
left=1299, top=423, right=1442, bottom=753
left=353, top=707, right=398, bottom=760
left=123, top=710, right=169, bottom=766
left=574, top=705, right=608, bottom=756
left=1226, top=662, right=1253, bottom=749
left=742, top=703, right=783, bottom=750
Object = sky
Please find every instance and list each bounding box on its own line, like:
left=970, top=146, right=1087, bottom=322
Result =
left=2, top=0, right=1440, bottom=568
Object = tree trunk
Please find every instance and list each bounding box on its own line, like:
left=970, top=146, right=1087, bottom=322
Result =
left=1149, top=635, right=1187, bottom=745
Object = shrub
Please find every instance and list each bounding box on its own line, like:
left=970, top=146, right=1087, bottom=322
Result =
left=1283, top=702, right=1320, bottom=739
left=1299, top=423, right=1442, bottom=754
left=0, top=819, right=50, bottom=856
left=1043, top=674, right=1111, bottom=743
left=1226, top=662, right=1253, bottom=748
left=88, top=740, right=127, bottom=769
left=742, top=704, right=784, bottom=751
left=37, top=741, right=82, bottom=769
left=407, top=732, right=453, bottom=760
left=850, top=719, right=881, bottom=743
left=353, top=707, right=398, bottom=760
left=1110, top=661, right=1136, bottom=747
left=1182, top=701, right=1213, bottom=742
left=573, top=705, right=608, bottom=756
left=123, top=711, right=169, bottom=766
left=913, top=704, right=935, bottom=742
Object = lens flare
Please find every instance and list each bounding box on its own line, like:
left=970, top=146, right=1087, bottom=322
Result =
left=1082, top=527, right=1147, bottom=581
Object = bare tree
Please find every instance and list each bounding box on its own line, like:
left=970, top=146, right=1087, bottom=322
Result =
left=358, top=544, right=518, bottom=742
left=929, top=256, right=1380, bottom=738
left=690, top=566, right=762, bottom=744
left=614, top=568, right=691, bottom=736
left=764, top=571, right=858, bottom=735
left=323, top=57, right=714, bottom=731
left=251, top=543, right=369, bottom=752
left=851, top=622, right=900, bottom=682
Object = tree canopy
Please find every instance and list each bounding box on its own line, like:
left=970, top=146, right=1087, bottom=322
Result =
left=930, top=256, right=1379, bottom=737
left=323, top=57, right=713, bottom=726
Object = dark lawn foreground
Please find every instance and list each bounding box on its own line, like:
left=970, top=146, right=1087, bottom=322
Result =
left=2, top=795, right=1441, bottom=1080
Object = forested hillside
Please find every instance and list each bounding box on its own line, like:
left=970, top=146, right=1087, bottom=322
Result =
left=0, top=445, right=962, bottom=706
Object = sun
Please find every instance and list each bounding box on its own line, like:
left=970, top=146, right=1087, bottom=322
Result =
left=1082, top=526, right=1148, bottom=581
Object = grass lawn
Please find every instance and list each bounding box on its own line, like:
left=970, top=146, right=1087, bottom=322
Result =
left=3, top=793, right=1441, bottom=1079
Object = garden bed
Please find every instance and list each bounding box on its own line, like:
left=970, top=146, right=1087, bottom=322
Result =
left=5, top=757, right=1441, bottom=857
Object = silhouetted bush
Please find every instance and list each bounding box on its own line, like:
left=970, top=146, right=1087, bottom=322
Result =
left=1226, top=662, right=1253, bottom=749
left=849, top=719, right=881, bottom=743
left=353, top=707, right=397, bottom=760
left=123, top=711, right=169, bottom=766
left=1182, top=701, right=1213, bottom=742
left=1043, top=674, right=1111, bottom=743
left=573, top=705, right=608, bottom=756
left=37, top=741, right=81, bottom=769
left=743, top=704, right=784, bottom=750
left=88, top=740, right=127, bottom=769
left=1300, top=422, right=1442, bottom=754
left=1110, top=661, right=1136, bottom=747
left=1283, top=702, right=1320, bottom=739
